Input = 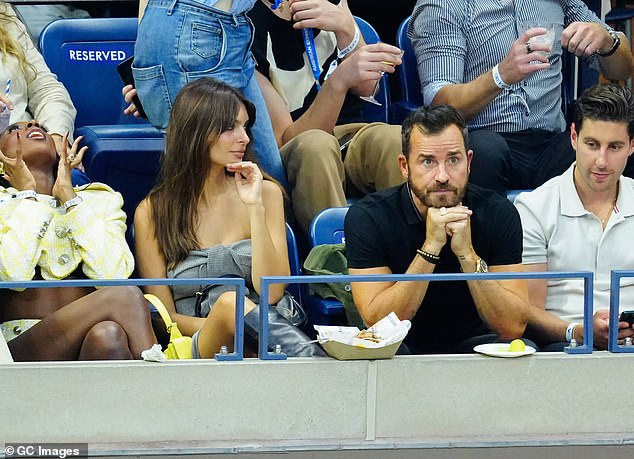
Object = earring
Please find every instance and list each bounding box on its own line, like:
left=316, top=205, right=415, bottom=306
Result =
left=0, top=162, right=4, bottom=175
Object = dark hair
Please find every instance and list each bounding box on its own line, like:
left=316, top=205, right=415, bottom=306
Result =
left=401, top=105, right=469, bottom=158
left=574, top=83, right=634, bottom=138
left=147, top=77, right=257, bottom=268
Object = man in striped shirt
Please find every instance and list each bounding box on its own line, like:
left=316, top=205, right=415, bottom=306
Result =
left=410, top=0, right=633, bottom=195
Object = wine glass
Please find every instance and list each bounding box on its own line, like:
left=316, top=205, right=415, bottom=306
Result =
left=359, top=50, right=404, bottom=106
left=359, top=71, right=385, bottom=106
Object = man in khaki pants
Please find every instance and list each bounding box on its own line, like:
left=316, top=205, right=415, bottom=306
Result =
left=249, top=0, right=405, bottom=235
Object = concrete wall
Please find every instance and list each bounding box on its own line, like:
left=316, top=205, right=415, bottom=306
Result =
left=2, top=352, right=634, bottom=456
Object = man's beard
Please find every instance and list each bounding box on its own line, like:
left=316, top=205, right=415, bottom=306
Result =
left=408, top=175, right=467, bottom=208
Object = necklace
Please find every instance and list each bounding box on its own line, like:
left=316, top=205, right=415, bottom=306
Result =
left=600, top=198, right=618, bottom=225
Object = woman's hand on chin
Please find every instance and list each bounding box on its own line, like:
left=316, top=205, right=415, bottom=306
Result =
left=226, top=161, right=263, bottom=207
left=0, top=133, right=36, bottom=191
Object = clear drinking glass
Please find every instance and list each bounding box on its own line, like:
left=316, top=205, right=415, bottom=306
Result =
left=359, top=49, right=405, bottom=107
left=522, top=22, right=563, bottom=58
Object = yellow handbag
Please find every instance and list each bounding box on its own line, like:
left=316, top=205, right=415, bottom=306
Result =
left=145, top=294, right=193, bottom=360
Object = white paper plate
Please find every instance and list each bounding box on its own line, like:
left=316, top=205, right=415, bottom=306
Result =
left=473, top=343, right=536, bottom=358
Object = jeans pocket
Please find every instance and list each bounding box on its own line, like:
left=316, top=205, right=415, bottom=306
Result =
left=191, top=21, right=223, bottom=61
left=179, top=12, right=224, bottom=73
left=132, top=63, right=172, bottom=130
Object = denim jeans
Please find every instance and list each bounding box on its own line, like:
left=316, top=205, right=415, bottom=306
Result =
left=132, top=0, right=286, bottom=184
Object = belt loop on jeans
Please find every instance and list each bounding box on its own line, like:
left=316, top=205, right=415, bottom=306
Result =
left=232, top=14, right=239, bottom=27
left=167, top=0, right=177, bottom=15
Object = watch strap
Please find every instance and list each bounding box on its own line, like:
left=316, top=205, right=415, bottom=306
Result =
left=597, top=30, right=620, bottom=57
left=63, top=195, right=83, bottom=210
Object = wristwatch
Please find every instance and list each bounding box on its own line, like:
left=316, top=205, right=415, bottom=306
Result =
left=475, top=257, right=488, bottom=273
left=597, top=30, right=621, bottom=57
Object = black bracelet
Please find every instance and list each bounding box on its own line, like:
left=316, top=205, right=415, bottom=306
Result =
left=416, top=249, right=440, bottom=265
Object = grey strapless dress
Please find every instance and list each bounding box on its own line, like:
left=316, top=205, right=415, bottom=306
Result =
left=168, top=239, right=258, bottom=317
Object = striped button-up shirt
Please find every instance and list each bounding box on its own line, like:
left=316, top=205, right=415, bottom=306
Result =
left=410, top=0, right=605, bottom=133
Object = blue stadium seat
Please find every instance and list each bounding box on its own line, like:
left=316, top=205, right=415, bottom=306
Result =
left=304, top=207, right=350, bottom=326
left=506, top=189, right=532, bottom=203
left=354, top=16, right=391, bottom=124
left=309, top=206, right=349, bottom=246
left=71, top=169, right=91, bottom=187
left=75, top=124, right=164, bottom=230
left=39, top=18, right=147, bottom=128
left=391, top=16, right=422, bottom=124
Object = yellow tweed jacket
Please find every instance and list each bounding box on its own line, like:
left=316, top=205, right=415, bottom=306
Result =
left=0, top=183, right=133, bottom=282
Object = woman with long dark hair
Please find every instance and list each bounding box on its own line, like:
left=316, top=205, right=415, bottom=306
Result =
left=134, top=77, right=322, bottom=358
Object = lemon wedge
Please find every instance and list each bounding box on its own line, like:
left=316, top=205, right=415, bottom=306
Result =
left=509, top=339, right=526, bottom=352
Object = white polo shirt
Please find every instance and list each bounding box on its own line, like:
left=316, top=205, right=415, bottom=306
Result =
left=515, top=163, right=634, bottom=321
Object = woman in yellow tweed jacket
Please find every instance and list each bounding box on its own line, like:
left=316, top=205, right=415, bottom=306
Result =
left=0, top=120, right=156, bottom=361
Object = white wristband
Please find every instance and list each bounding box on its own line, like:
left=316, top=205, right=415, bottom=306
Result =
left=11, top=190, right=37, bottom=200
left=63, top=195, right=83, bottom=211
left=565, top=322, right=580, bottom=342
left=337, top=24, right=360, bottom=59
left=492, top=64, right=512, bottom=90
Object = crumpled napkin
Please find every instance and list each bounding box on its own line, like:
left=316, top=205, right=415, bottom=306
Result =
left=141, top=344, right=167, bottom=363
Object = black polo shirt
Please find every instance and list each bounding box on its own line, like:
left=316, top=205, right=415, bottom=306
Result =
left=345, top=183, right=522, bottom=353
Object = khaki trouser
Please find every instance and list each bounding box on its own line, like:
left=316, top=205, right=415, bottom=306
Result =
left=280, top=122, right=404, bottom=234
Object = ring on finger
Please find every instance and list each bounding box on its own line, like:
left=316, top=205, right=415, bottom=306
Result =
left=525, top=41, right=533, bottom=53
left=67, top=154, right=75, bottom=161
left=439, top=207, right=447, bottom=216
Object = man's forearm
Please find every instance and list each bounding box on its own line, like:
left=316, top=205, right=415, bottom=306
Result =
left=467, top=279, right=528, bottom=340
left=432, top=71, right=503, bottom=121
left=280, top=76, right=348, bottom=145
left=353, top=255, right=437, bottom=326
left=524, top=306, right=571, bottom=344
left=599, top=33, right=634, bottom=81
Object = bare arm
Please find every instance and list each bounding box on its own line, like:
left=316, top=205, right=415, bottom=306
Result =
left=349, top=206, right=466, bottom=326
left=522, top=262, right=634, bottom=349
left=562, top=22, right=634, bottom=81
left=289, top=0, right=378, bottom=95
left=433, top=29, right=551, bottom=120
left=290, top=0, right=363, bottom=53
left=446, top=207, right=527, bottom=339
left=350, top=255, right=437, bottom=327
left=226, top=162, right=289, bottom=302
left=257, top=43, right=402, bottom=146
left=134, top=200, right=205, bottom=336
left=247, top=182, right=290, bottom=303
left=463, top=260, right=528, bottom=340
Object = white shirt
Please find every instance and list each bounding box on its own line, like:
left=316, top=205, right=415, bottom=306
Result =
left=515, top=163, right=634, bottom=321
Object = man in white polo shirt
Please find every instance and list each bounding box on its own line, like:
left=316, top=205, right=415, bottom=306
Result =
left=516, top=83, right=634, bottom=350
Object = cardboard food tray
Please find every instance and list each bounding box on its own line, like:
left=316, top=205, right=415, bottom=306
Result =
left=321, top=338, right=403, bottom=360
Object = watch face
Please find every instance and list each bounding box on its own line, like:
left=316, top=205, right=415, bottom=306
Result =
left=478, top=258, right=488, bottom=273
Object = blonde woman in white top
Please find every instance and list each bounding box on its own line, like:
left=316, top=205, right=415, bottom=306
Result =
left=0, top=2, right=75, bottom=152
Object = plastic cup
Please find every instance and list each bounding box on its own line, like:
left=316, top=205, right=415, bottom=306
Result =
left=522, top=22, right=563, bottom=57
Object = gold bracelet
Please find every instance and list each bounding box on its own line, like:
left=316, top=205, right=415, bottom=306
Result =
left=416, top=249, right=440, bottom=265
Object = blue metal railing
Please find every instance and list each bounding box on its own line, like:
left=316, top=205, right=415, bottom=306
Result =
left=0, top=277, right=246, bottom=361
left=608, top=270, right=634, bottom=353
left=258, top=271, right=595, bottom=359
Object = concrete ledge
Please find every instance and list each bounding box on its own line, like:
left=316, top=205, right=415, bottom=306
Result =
left=2, top=352, right=634, bottom=454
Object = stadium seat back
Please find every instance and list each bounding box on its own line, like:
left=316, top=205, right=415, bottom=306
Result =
left=39, top=18, right=147, bottom=128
